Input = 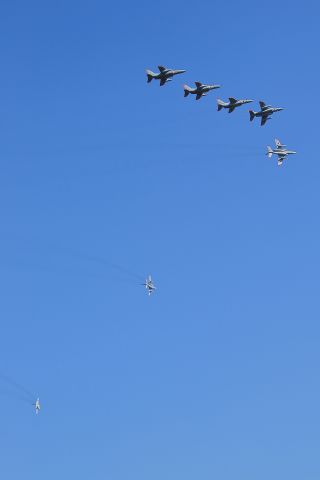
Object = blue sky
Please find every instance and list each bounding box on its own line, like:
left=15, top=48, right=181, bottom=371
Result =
left=0, top=0, right=319, bottom=479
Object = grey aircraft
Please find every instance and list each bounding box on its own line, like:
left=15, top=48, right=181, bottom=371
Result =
left=33, top=398, right=41, bottom=415
left=217, top=97, right=253, bottom=113
left=183, top=81, right=221, bottom=100
left=142, top=275, right=156, bottom=296
left=267, top=138, right=297, bottom=166
left=249, top=101, right=284, bottom=126
left=146, top=65, right=186, bottom=86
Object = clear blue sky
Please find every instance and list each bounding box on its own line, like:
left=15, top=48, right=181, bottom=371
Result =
left=0, top=0, right=319, bottom=478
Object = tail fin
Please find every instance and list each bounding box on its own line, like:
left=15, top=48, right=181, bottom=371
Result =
left=146, top=69, right=156, bottom=83
left=183, top=84, right=192, bottom=97
left=249, top=110, right=255, bottom=122
left=217, top=99, right=225, bottom=111
left=267, top=146, right=273, bottom=158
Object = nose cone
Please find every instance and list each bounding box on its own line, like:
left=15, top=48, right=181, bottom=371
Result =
left=277, top=107, right=284, bottom=111
left=175, top=69, right=186, bottom=74
left=245, top=99, right=254, bottom=104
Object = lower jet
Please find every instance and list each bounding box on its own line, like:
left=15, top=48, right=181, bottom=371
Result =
left=217, top=97, right=253, bottom=113
left=33, top=398, right=41, bottom=414
left=249, top=101, right=284, bottom=126
left=183, top=81, right=221, bottom=100
left=146, top=65, right=186, bottom=86
left=267, top=138, right=296, bottom=166
left=142, top=275, right=156, bottom=296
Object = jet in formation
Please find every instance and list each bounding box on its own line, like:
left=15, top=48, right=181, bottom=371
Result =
left=146, top=66, right=186, bottom=86
left=249, top=101, right=284, bottom=126
left=142, top=275, right=156, bottom=296
left=183, top=81, right=221, bottom=100
left=217, top=97, right=253, bottom=113
left=33, top=398, right=40, bottom=414
left=267, top=138, right=296, bottom=166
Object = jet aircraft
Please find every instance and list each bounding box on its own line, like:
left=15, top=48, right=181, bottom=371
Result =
left=217, top=97, right=253, bottom=113
left=33, top=398, right=40, bottom=414
left=142, top=275, right=156, bottom=296
left=249, top=101, right=284, bottom=126
left=183, top=81, right=221, bottom=100
left=267, top=138, right=296, bottom=166
left=146, top=66, right=186, bottom=86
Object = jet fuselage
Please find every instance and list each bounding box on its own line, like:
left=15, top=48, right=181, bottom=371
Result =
left=255, top=107, right=283, bottom=117
left=156, top=69, right=186, bottom=80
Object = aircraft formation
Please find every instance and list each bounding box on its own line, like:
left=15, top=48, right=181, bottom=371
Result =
left=146, top=64, right=296, bottom=163
left=2, top=63, right=298, bottom=415
left=142, top=64, right=298, bottom=298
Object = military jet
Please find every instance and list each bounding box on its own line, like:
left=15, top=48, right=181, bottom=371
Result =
left=217, top=97, right=253, bottom=113
left=146, top=66, right=186, bottom=86
left=183, top=81, right=221, bottom=100
left=33, top=398, right=40, bottom=414
left=249, top=101, right=284, bottom=126
left=142, top=275, right=156, bottom=296
left=267, top=138, right=296, bottom=166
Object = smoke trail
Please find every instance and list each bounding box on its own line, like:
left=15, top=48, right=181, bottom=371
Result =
left=54, top=246, right=145, bottom=282
left=0, top=373, right=35, bottom=403
left=0, top=388, right=32, bottom=405
left=76, top=252, right=144, bottom=282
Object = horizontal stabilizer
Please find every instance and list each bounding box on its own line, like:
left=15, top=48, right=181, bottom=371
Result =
left=217, top=99, right=226, bottom=111
left=249, top=110, right=255, bottom=121
left=183, top=84, right=193, bottom=97
left=146, top=69, right=156, bottom=83
left=267, top=146, right=273, bottom=158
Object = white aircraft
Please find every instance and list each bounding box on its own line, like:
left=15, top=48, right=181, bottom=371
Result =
left=33, top=398, right=41, bottom=414
left=267, top=138, right=297, bottom=166
left=142, top=275, right=156, bottom=296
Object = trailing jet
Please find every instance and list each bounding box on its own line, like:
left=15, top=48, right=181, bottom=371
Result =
left=249, top=101, right=284, bottom=126
left=146, top=66, right=186, bottom=86
left=217, top=97, right=253, bottom=113
left=183, top=81, right=221, bottom=100
left=33, top=398, right=40, bottom=414
left=142, top=275, right=156, bottom=296
left=267, top=138, right=296, bottom=166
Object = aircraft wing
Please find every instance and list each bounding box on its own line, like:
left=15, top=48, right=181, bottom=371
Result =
left=259, top=101, right=267, bottom=109
left=229, top=97, right=237, bottom=103
left=196, top=93, right=202, bottom=100
left=228, top=106, right=236, bottom=113
left=195, top=81, right=202, bottom=88
left=277, top=155, right=285, bottom=166
left=261, top=115, right=269, bottom=126
left=158, top=65, right=167, bottom=72
left=159, top=78, right=167, bottom=86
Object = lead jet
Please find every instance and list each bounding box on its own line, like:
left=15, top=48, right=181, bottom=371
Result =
left=267, top=138, right=296, bottom=166
left=142, top=275, right=156, bottom=296
left=146, top=66, right=186, bottom=86
left=249, top=101, right=284, bottom=126
left=183, top=81, right=221, bottom=100
left=217, top=97, right=253, bottom=113
left=33, top=398, right=40, bottom=414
